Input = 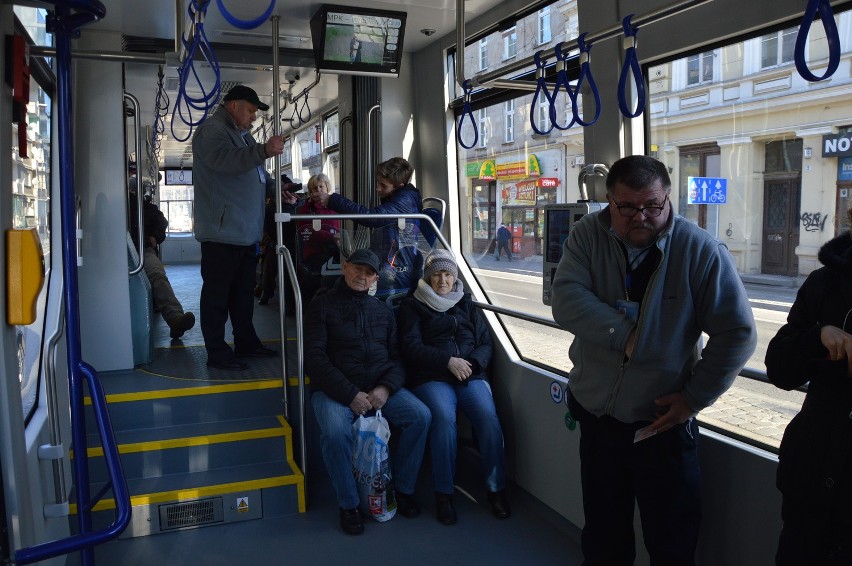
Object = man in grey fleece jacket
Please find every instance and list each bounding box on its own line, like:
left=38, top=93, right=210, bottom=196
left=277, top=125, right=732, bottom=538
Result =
left=192, top=85, right=289, bottom=371
left=552, top=155, right=756, bottom=566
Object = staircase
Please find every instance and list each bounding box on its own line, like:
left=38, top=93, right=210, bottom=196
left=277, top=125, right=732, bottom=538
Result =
left=76, top=347, right=305, bottom=538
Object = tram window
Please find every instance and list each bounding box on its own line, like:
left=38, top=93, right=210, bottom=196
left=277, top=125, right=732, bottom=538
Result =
left=649, top=9, right=852, bottom=448
left=10, top=11, right=52, bottom=423
left=457, top=0, right=581, bottom=374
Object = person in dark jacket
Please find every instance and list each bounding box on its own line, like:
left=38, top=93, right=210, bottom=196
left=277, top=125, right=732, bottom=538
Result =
left=398, top=249, right=510, bottom=525
left=765, top=205, right=852, bottom=566
left=312, top=157, right=424, bottom=295
left=305, top=248, right=431, bottom=536
left=495, top=223, right=513, bottom=261
left=128, top=179, right=194, bottom=339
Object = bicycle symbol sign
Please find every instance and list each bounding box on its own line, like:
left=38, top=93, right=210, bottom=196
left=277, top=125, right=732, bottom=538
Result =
left=687, top=177, right=728, bottom=205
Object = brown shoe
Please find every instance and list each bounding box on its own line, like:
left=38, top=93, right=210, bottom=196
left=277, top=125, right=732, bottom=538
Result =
left=168, top=312, right=195, bottom=339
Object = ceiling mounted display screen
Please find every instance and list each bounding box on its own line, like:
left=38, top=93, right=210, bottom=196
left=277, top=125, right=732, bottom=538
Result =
left=310, top=4, right=407, bottom=78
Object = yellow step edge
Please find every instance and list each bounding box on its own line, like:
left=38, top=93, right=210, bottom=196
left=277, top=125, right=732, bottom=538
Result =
left=82, top=425, right=288, bottom=458
left=70, top=473, right=306, bottom=514
left=84, top=377, right=309, bottom=405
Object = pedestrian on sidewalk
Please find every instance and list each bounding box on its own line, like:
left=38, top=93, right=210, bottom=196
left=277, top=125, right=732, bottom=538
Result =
left=495, top=223, right=513, bottom=261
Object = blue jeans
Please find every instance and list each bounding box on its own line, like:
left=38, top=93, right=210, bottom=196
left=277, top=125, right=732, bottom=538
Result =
left=414, top=380, right=507, bottom=495
left=311, top=389, right=431, bottom=509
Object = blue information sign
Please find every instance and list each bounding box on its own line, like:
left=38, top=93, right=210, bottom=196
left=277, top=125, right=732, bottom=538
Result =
left=687, top=177, right=728, bottom=205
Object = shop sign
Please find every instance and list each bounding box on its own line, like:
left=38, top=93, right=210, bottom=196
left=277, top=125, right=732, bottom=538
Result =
left=496, top=161, right=528, bottom=180
left=823, top=133, right=852, bottom=157
left=839, top=157, right=852, bottom=182
left=502, top=180, right=537, bottom=205
left=465, top=162, right=481, bottom=177
left=479, top=160, right=497, bottom=180
left=538, top=177, right=560, bottom=188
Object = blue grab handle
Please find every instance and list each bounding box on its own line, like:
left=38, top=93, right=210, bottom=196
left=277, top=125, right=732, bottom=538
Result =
left=457, top=80, right=478, bottom=149
left=530, top=50, right=554, bottom=135
left=550, top=42, right=577, bottom=131
left=794, top=0, right=840, bottom=82
left=574, top=33, right=601, bottom=127
left=617, top=15, right=645, bottom=119
left=216, top=0, right=276, bottom=30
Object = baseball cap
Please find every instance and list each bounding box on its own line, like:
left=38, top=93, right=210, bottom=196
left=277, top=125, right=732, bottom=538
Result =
left=223, top=85, right=269, bottom=111
left=347, top=249, right=380, bottom=274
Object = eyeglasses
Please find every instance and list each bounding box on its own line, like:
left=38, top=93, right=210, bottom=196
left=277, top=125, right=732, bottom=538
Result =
left=611, top=195, right=669, bottom=218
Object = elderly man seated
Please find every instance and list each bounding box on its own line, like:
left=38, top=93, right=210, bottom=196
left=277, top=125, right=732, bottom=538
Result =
left=305, top=248, right=431, bottom=535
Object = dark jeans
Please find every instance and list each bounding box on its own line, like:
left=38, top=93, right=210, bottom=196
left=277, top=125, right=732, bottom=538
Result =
left=569, top=395, right=701, bottom=566
left=200, top=241, right=265, bottom=363
left=496, top=240, right=512, bottom=259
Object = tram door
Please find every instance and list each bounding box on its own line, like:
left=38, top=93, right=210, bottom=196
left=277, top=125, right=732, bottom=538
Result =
left=761, top=176, right=801, bottom=276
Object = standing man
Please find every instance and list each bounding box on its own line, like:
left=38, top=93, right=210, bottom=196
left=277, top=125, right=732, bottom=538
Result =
left=192, top=85, right=290, bottom=371
left=496, top=223, right=512, bottom=261
left=305, top=248, right=430, bottom=535
left=551, top=155, right=756, bottom=565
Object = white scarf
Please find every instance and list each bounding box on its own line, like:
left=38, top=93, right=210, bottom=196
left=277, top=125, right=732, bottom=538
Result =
left=413, top=278, right=465, bottom=312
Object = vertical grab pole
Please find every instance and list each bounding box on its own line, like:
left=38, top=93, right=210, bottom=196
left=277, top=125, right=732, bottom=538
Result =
left=53, top=8, right=94, bottom=566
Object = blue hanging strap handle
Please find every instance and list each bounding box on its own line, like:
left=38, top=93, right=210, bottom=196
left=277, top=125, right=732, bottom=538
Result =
left=530, top=50, right=554, bottom=135
left=574, top=33, right=601, bottom=127
left=795, top=0, right=840, bottom=82
left=457, top=80, right=478, bottom=149
left=550, top=42, right=577, bottom=131
left=617, top=14, right=645, bottom=119
left=216, top=0, right=276, bottom=30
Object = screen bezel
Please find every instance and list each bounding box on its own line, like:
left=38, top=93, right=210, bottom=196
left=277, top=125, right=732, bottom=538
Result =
left=310, top=4, right=407, bottom=78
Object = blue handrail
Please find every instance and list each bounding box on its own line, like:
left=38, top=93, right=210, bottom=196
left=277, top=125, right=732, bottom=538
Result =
left=794, top=0, right=840, bottom=82
left=13, top=1, right=131, bottom=564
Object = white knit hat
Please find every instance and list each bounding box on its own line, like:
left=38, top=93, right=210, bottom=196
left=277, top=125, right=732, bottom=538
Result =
left=423, top=249, right=458, bottom=280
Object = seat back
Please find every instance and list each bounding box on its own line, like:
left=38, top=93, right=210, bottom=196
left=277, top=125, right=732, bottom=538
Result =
left=420, top=197, right=447, bottom=248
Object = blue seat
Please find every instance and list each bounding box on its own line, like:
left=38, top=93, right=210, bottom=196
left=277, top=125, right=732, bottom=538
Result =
left=420, top=197, right=446, bottom=248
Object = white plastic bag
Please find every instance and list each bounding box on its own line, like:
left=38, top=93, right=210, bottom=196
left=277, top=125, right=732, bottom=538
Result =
left=351, top=409, right=397, bottom=521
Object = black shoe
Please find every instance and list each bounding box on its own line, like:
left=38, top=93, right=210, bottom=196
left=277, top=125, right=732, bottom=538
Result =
left=488, top=490, right=511, bottom=519
left=339, top=507, right=364, bottom=535
left=168, top=312, right=195, bottom=339
left=258, top=297, right=269, bottom=305
left=435, top=493, right=457, bottom=525
left=206, top=358, right=248, bottom=371
left=395, top=492, right=420, bottom=518
left=235, top=346, right=278, bottom=358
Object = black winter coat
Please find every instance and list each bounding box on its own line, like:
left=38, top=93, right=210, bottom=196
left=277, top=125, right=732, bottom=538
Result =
left=305, top=279, right=406, bottom=406
left=765, top=232, right=852, bottom=526
left=398, top=293, right=493, bottom=390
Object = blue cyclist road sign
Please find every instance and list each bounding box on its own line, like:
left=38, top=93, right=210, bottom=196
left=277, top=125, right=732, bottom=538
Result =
left=687, top=177, right=728, bottom=205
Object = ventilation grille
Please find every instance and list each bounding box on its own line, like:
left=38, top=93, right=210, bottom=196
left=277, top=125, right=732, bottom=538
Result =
left=159, top=497, right=224, bottom=531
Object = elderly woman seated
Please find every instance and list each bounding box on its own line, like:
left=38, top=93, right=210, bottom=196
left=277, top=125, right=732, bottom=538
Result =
left=397, top=249, right=510, bottom=525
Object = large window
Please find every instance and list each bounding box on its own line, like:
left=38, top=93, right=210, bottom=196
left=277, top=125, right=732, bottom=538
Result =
left=479, top=38, right=488, bottom=71
left=761, top=27, right=797, bottom=69
left=687, top=51, right=715, bottom=85
left=478, top=109, right=489, bottom=148
left=538, top=6, right=551, bottom=45
left=504, top=100, right=514, bottom=143
left=13, top=6, right=52, bottom=422
left=502, top=27, right=517, bottom=60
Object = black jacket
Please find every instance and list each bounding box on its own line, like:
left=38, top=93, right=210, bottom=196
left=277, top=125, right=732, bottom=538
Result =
left=305, top=279, right=405, bottom=406
left=129, top=196, right=168, bottom=249
left=765, top=232, right=852, bottom=520
left=398, top=293, right=492, bottom=390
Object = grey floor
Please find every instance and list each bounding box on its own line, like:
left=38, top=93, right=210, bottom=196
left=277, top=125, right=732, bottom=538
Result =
left=85, top=263, right=584, bottom=565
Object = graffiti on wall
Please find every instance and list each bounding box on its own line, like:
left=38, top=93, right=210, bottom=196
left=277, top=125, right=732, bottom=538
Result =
left=800, top=212, right=829, bottom=232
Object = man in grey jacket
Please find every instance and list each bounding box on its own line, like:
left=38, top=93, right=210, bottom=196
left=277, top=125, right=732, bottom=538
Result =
left=192, top=85, right=290, bottom=371
left=551, top=155, right=756, bottom=565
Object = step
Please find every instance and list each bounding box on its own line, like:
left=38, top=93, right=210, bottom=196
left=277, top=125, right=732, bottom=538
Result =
left=85, top=379, right=286, bottom=433
left=75, top=461, right=305, bottom=538
left=83, top=416, right=295, bottom=483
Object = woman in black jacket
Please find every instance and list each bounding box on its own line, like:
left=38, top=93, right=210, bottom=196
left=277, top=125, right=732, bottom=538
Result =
left=398, top=250, right=510, bottom=525
left=765, top=206, right=852, bottom=565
